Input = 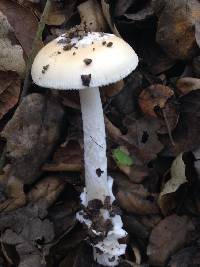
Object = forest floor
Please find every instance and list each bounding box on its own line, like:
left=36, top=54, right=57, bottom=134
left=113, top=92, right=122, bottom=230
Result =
left=0, top=0, right=200, bottom=266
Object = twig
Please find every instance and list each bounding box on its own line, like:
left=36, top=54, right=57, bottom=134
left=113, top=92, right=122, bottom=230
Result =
left=162, top=108, right=175, bottom=146
left=20, top=0, right=52, bottom=102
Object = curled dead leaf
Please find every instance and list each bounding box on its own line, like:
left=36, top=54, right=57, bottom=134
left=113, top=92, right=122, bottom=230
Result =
left=159, top=153, right=187, bottom=215
left=176, top=77, right=200, bottom=95
left=139, top=84, right=174, bottom=118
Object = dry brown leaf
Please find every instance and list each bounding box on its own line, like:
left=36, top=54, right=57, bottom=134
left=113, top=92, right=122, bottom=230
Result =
left=42, top=140, right=83, bottom=172
left=176, top=77, right=200, bottom=95
left=122, top=116, right=164, bottom=162
left=0, top=0, right=42, bottom=56
left=0, top=71, right=20, bottom=119
left=147, top=214, right=195, bottom=266
left=153, top=0, right=200, bottom=60
left=139, top=84, right=174, bottom=118
left=0, top=204, right=54, bottom=267
left=116, top=174, right=159, bottom=215
left=2, top=93, right=64, bottom=184
left=28, top=176, right=65, bottom=208
left=0, top=11, right=25, bottom=76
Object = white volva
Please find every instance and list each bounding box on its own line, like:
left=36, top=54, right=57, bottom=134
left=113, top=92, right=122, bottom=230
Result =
left=31, top=31, right=138, bottom=266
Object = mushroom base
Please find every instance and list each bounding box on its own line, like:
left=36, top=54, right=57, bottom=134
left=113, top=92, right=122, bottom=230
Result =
left=76, top=176, right=127, bottom=266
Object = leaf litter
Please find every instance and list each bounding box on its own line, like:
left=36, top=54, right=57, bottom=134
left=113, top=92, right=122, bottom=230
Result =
left=0, top=0, right=200, bottom=266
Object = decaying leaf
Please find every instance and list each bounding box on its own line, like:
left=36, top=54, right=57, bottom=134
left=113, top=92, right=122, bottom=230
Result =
left=2, top=93, right=64, bottom=184
left=176, top=77, right=200, bottom=95
left=0, top=71, right=20, bottom=119
left=0, top=172, right=26, bottom=212
left=147, top=214, right=194, bottom=266
left=159, top=153, right=187, bottom=214
left=42, top=140, right=83, bottom=172
left=0, top=0, right=42, bottom=56
left=153, top=0, right=200, bottom=59
left=139, top=84, right=174, bottom=117
left=0, top=11, right=25, bottom=76
left=171, top=90, right=200, bottom=154
left=116, top=173, right=159, bottom=215
left=28, top=176, right=65, bottom=208
left=0, top=204, right=54, bottom=267
left=168, top=246, right=200, bottom=267
left=122, top=116, right=164, bottom=162
left=109, top=70, right=143, bottom=115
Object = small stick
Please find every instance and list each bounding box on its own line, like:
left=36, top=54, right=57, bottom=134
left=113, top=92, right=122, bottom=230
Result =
left=162, top=108, right=175, bottom=146
left=20, top=0, right=52, bottom=102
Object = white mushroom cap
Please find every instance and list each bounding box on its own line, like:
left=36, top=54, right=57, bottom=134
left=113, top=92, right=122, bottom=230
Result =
left=31, top=32, right=138, bottom=89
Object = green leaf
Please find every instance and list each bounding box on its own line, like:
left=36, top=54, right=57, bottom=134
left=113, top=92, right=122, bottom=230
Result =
left=112, top=148, right=134, bottom=166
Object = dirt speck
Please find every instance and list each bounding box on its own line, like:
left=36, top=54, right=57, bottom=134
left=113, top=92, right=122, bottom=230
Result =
left=42, top=64, right=49, bottom=74
left=83, top=58, right=92, bottom=65
left=81, top=74, right=91, bottom=86
left=107, top=42, right=113, bottom=47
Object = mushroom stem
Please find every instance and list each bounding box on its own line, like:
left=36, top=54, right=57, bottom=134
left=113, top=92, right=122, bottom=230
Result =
left=78, top=87, right=127, bottom=267
left=79, top=87, right=109, bottom=203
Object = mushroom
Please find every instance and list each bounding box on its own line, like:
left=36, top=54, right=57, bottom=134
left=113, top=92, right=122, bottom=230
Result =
left=31, top=31, right=138, bottom=266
